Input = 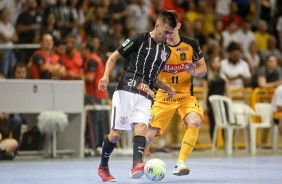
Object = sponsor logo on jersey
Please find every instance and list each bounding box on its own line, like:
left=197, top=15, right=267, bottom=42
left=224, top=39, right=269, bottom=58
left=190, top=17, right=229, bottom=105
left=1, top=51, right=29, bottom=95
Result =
left=122, top=39, right=131, bottom=47
left=123, top=42, right=134, bottom=51
left=162, top=63, right=186, bottom=74
left=163, top=97, right=187, bottom=102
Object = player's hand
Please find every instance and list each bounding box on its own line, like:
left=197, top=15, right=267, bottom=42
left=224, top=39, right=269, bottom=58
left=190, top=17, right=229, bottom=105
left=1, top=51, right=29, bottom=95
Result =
left=98, top=76, right=109, bottom=91
left=166, top=86, right=176, bottom=98
left=184, top=62, right=196, bottom=76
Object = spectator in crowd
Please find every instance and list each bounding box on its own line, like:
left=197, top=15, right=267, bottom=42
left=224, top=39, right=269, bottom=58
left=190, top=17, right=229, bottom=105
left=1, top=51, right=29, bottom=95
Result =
left=0, top=7, right=18, bottom=78
left=254, top=19, right=270, bottom=52
left=199, top=0, right=216, bottom=37
left=84, top=5, right=109, bottom=44
left=8, top=62, right=27, bottom=143
left=221, top=42, right=251, bottom=89
left=245, top=41, right=261, bottom=76
left=30, top=33, right=65, bottom=79
left=0, top=0, right=24, bottom=26
left=150, top=0, right=165, bottom=23
left=235, top=18, right=255, bottom=57
left=60, top=34, right=83, bottom=80
left=215, top=0, right=232, bottom=19
left=108, top=0, right=127, bottom=23
left=221, top=1, right=242, bottom=29
left=234, top=0, right=251, bottom=18
left=276, top=14, right=282, bottom=51
left=81, top=42, right=110, bottom=149
left=260, top=36, right=282, bottom=65
left=184, top=0, right=201, bottom=27
left=54, top=39, right=66, bottom=57
left=252, top=55, right=282, bottom=88
left=44, top=0, right=77, bottom=38
left=0, top=114, right=18, bottom=160
left=271, top=84, right=282, bottom=134
left=221, top=21, right=239, bottom=49
left=16, top=0, right=43, bottom=64
left=193, top=19, right=207, bottom=52
left=125, top=0, right=150, bottom=33
left=66, top=0, right=83, bottom=44
left=104, top=20, right=125, bottom=53
left=38, top=11, right=61, bottom=43
left=203, top=55, right=229, bottom=140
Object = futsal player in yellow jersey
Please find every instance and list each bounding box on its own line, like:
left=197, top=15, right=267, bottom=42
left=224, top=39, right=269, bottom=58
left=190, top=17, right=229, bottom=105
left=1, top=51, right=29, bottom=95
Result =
left=146, top=20, right=207, bottom=176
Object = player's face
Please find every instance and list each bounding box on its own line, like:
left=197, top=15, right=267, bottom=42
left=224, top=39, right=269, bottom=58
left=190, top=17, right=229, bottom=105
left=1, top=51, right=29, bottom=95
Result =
left=167, top=23, right=181, bottom=42
left=156, top=23, right=175, bottom=44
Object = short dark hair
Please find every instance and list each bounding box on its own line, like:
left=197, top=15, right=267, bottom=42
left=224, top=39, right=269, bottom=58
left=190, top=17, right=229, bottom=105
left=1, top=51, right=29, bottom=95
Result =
left=13, top=62, right=27, bottom=73
left=84, top=43, right=94, bottom=53
left=227, top=42, right=241, bottom=53
left=157, top=10, right=178, bottom=28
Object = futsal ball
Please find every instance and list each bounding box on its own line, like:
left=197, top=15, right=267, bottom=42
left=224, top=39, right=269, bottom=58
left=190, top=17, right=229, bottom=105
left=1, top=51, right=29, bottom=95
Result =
left=144, top=158, right=167, bottom=182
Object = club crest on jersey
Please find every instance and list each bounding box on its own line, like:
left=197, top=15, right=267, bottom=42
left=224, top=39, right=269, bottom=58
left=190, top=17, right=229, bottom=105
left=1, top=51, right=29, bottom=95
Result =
left=180, top=53, right=186, bottom=61
left=120, top=116, right=129, bottom=125
left=161, top=49, right=168, bottom=62
left=162, top=63, right=186, bottom=74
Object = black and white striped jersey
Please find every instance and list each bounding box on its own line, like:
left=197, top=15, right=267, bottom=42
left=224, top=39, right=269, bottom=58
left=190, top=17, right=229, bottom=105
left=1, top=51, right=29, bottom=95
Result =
left=116, top=32, right=171, bottom=100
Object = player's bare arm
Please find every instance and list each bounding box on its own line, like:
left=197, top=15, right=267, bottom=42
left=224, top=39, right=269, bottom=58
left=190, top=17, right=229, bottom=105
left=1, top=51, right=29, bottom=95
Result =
left=155, top=78, right=176, bottom=98
left=184, top=57, right=207, bottom=77
left=98, top=50, right=121, bottom=91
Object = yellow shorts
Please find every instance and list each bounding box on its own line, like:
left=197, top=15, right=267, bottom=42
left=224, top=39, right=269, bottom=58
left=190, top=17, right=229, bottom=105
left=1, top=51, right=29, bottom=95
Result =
left=150, top=96, right=203, bottom=136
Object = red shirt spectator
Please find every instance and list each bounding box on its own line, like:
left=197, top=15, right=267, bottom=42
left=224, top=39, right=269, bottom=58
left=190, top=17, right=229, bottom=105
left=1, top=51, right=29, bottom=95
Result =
left=82, top=43, right=107, bottom=99
left=30, top=33, right=65, bottom=79
left=61, top=50, right=83, bottom=80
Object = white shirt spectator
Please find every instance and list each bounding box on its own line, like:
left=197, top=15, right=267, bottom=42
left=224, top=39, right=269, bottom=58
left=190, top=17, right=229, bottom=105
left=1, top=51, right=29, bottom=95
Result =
left=272, top=85, right=282, bottom=112
left=221, top=58, right=251, bottom=88
left=222, top=30, right=239, bottom=49
left=235, top=29, right=255, bottom=56
left=215, top=0, right=232, bottom=18
left=245, top=51, right=260, bottom=72
left=0, top=0, right=24, bottom=25
left=126, top=2, right=150, bottom=33
left=0, top=21, right=16, bottom=46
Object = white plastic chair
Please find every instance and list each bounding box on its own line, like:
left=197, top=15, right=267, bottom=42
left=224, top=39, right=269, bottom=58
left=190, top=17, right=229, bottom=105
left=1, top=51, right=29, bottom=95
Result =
left=208, top=95, right=252, bottom=155
left=249, top=103, right=274, bottom=155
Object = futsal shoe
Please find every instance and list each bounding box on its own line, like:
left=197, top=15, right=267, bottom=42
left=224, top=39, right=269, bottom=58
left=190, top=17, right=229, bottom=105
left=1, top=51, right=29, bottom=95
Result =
left=130, top=161, right=146, bottom=178
left=98, top=166, right=115, bottom=182
left=172, top=160, right=190, bottom=176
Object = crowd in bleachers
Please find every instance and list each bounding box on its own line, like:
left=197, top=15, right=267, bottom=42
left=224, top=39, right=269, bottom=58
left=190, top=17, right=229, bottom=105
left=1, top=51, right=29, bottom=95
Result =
left=1, top=0, right=282, bottom=157
left=0, top=0, right=281, bottom=85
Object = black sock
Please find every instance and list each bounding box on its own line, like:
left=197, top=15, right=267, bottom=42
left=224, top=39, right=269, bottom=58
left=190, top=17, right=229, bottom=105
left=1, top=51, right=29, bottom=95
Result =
left=132, top=135, right=146, bottom=166
left=99, top=136, right=116, bottom=168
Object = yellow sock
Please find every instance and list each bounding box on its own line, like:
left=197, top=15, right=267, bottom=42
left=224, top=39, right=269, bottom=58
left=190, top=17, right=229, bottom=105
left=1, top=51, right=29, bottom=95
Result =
left=178, top=126, right=199, bottom=162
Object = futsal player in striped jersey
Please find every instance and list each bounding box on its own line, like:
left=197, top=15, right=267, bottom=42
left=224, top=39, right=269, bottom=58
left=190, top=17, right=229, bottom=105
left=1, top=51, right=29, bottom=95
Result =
left=97, top=11, right=179, bottom=182
left=145, top=12, right=207, bottom=176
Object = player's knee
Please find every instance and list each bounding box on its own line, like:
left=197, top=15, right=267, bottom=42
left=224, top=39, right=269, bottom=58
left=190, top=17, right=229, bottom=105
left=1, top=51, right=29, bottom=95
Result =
left=186, top=117, right=202, bottom=128
left=108, top=130, right=123, bottom=143
left=133, top=123, right=147, bottom=136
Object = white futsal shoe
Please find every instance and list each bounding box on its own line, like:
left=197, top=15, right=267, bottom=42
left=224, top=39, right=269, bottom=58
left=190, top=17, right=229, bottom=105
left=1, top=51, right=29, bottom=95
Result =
left=172, top=160, right=190, bottom=176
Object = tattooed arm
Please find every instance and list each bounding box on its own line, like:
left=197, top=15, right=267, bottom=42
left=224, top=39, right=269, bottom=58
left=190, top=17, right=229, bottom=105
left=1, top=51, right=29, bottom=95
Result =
left=155, top=78, right=176, bottom=98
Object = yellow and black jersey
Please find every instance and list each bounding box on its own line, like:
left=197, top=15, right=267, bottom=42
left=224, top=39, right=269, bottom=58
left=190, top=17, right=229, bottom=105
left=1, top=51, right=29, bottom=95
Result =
left=155, top=36, right=204, bottom=100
